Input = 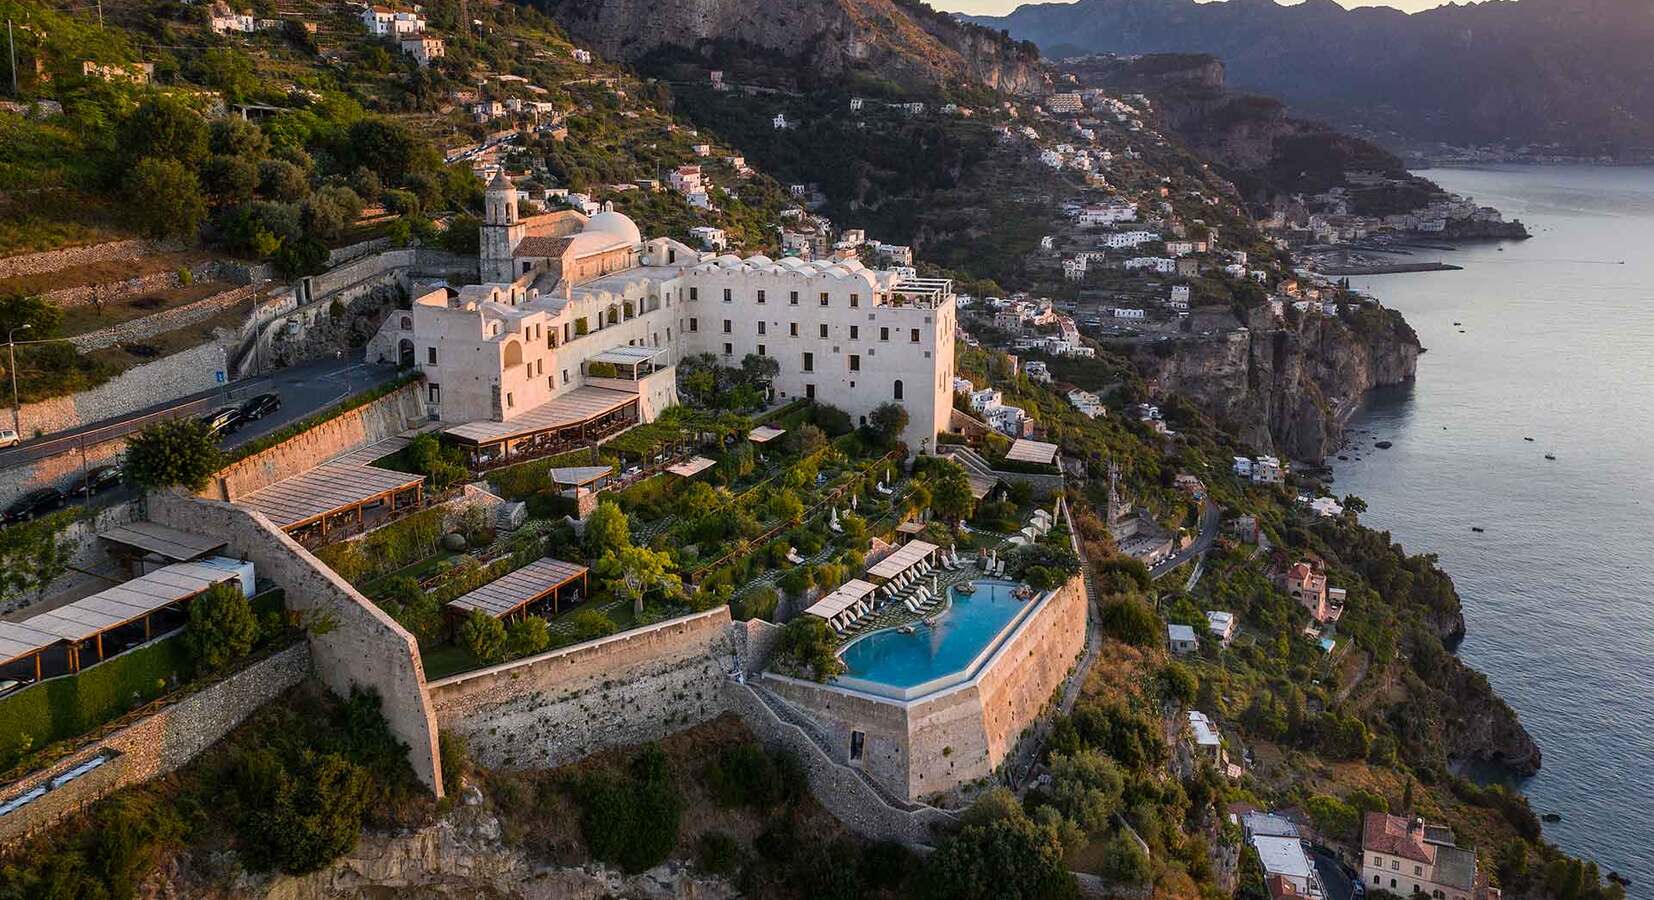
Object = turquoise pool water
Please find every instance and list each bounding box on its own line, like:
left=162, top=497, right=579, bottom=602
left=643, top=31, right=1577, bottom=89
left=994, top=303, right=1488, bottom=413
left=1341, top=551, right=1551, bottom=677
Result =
left=837, top=580, right=1028, bottom=692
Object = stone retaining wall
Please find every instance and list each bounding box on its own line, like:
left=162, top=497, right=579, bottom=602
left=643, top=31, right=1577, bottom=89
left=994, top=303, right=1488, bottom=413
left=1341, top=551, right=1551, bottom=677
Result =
left=67, top=284, right=259, bottom=353
left=0, top=641, right=311, bottom=849
left=202, top=380, right=424, bottom=502
left=40, top=258, right=264, bottom=309
left=145, top=493, right=444, bottom=796
left=0, top=239, right=175, bottom=281
left=723, top=680, right=957, bottom=845
left=426, top=608, right=736, bottom=771
left=14, top=341, right=228, bottom=439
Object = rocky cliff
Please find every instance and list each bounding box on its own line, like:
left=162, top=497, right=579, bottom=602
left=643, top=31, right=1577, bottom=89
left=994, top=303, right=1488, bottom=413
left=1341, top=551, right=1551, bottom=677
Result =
left=1133, top=305, right=1418, bottom=462
left=535, top=0, right=1044, bottom=96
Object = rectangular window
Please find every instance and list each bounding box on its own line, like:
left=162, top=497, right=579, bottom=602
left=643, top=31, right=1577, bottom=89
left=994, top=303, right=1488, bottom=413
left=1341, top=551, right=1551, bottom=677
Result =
left=758, top=321, right=767, bottom=335
left=724, top=342, right=733, bottom=356
left=562, top=368, right=569, bottom=384
left=790, top=322, right=799, bottom=337
left=723, top=319, right=732, bottom=333
left=1414, top=867, right=1422, bottom=877
left=789, top=291, right=799, bottom=305
left=879, top=327, right=889, bottom=342
left=819, top=323, right=828, bottom=339
left=506, top=392, right=514, bottom=409
left=689, top=287, right=698, bottom=301
left=723, top=288, right=732, bottom=302
left=850, top=325, right=859, bottom=340
left=910, top=328, right=920, bottom=343
left=1391, top=861, right=1400, bottom=871
left=849, top=730, right=865, bottom=761
left=802, top=352, right=814, bottom=372
left=689, top=317, right=698, bottom=332
left=426, top=346, right=437, bottom=365
left=757, top=344, right=766, bottom=356
left=428, top=383, right=440, bottom=403
left=850, top=293, right=860, bottom=308
left=849, top=354, right=860, bottom=371
left=757, top=289, right=766, bottom=304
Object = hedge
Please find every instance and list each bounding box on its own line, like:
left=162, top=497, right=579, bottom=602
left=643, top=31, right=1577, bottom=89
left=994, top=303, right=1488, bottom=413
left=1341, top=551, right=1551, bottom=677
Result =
left=489, top=448, right=618, bottom=501
left=0, top=634, right=191, bottom=768
left=314, top=506, right=447, bottom=584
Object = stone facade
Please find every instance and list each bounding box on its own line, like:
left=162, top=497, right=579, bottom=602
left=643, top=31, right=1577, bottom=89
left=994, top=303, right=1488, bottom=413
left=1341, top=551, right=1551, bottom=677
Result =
left=0, top=642, right=310, bottom=849
left=146, top=493, right=444, bottom=796
left=13, top=341, right=228, bottom=438
left=763, top=574, right=1088, bottom=801
left=426, top=608, right=736, bottom=770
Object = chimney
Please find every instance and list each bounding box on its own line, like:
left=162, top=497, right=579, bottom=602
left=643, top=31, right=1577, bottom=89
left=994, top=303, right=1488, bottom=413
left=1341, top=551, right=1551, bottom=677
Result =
left=1410, top=817, right=1424, bottom=833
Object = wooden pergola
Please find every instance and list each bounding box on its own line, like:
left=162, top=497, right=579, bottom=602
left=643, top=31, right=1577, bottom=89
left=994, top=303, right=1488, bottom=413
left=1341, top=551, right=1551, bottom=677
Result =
left=444, top=386, right=639, bottom=466
left=0, top=561, right=242, bottom=683
left=237, top=462, right=425, bottom=538
left=444, top=558, right=590, bottom=626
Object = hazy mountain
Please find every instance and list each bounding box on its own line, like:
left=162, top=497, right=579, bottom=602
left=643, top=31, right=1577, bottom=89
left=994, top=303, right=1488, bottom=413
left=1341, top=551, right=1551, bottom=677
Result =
left=968, top=0, right=1654, bottom=154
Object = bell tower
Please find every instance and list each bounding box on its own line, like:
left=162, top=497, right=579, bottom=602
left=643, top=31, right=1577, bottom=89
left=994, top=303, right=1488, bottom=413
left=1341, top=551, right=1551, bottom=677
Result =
left=480, top=171, right=524, bottom=283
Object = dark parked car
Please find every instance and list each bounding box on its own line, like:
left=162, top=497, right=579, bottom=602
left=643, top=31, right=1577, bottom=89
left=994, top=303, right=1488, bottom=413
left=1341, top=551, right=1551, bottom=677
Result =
left=239, top=392, right=281, bottom=422
left=199, top=406, right=244, bottom=436
left=72, top=464, right=124, bottom=497
left=3, top=487, right=64, bottom=524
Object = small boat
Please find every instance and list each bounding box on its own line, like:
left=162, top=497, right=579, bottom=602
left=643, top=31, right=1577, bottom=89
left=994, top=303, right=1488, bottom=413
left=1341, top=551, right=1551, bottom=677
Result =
left=1453, top=321, right=1461, bottom=326
left=1545, top=453, right=1557, bottom=461
left=1524, top=437, right=1534, bottom=442
left=1471, top=527, right=1485, bottom=533
left=1375, top=440, right=1393, bottom=449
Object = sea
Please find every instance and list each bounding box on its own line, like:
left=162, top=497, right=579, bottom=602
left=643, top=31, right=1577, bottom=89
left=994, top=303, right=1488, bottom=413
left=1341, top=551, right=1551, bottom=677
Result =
left=1330, top=165, right=1654, bottom=890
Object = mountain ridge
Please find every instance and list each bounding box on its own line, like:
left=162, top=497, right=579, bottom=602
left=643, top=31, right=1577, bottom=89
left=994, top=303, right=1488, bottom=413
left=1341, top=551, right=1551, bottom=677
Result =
left=966, top=0, right=1654, bottom=155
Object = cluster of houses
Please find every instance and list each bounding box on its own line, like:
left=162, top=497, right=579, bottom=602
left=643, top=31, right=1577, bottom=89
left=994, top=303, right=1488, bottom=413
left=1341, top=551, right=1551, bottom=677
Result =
left=1262, top=177, right=1510, bottom=246
left=1229, top=807, right=1498, bottom=900
left=1234, top=455, right=1287, bottom=485
left=357, top=3, right=445, bottom=66
left=960, top=382, right=1034, bottom=439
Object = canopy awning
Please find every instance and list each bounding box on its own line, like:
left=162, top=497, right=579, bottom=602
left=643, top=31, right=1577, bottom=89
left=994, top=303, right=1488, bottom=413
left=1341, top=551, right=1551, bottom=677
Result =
left=547, top=465, right=614, bottom=487
left=0, top=560, right=239, bottom=664
left=237, top=462, right=425, bottom=530
left=666, top=456, right=716, bottom=477
left=445, top=386, right=637, bottom=446
left=445, top=558, right=589, bottom=620
left=866, top=540, right=939, bottom=581
left=1006, top=438, right=1059, bottom=465
left=589, top=345, right=666, bottom=366
left=748, top=425, right=787, bottom=444
left=802, top=579, right=878, bottom=621
left=97, top=522, right=226, bottom=562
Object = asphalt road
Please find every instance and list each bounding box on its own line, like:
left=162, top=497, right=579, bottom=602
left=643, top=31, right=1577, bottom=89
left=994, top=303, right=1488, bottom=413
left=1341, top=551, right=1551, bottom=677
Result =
left=1151, top=498, right=1221, bottom=579
left=0, top=353, right=399, bottom=472
left=1311, top=846, right=1359, bottom=900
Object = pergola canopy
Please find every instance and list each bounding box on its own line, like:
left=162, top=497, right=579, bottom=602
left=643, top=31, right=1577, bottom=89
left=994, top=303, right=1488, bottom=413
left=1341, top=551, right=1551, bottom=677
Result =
left=237, top=461, right=424, bottom=531
left=548, top=465, right=614, bottom=488
left=666, top=456, right=716, bottom=477
left=748, top=425, right=787, bottom=444
left=803, top=579, right=878, bottom=623
left=445, top=558, right=589, bottom=620
left=1006, top=438, right=1059, bottom=466
left=866, top=540, right=939, bottom=581
left=97, top=522, right=226, bottom=563
left=445, top=386, right=636, bottom=447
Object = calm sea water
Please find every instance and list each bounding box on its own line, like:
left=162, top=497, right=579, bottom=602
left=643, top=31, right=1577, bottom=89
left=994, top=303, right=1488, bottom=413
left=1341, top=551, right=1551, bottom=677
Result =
left=1332, top=166, right=1654, bottom=888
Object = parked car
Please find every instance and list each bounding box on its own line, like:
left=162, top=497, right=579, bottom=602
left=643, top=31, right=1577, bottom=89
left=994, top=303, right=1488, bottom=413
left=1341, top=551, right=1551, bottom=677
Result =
left=199, top=406, right=244, bottom=436
left=238, top=392, right=281, bottom=421
left=2, top=487, right=64, bottom=524
left=0, top=427, right=19, bottom=449
left=72, top=464, right=124, bottom=497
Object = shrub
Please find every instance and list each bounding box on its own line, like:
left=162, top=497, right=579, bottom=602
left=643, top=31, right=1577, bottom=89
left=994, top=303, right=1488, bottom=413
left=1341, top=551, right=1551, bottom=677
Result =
left=506, top=617, right=551, bottom=658
left=123, top=418, right=224, bottom=492
left=575, top=743, right=682, bottom=873
left=458, top=610, right=507, bottom=664
left=704, top=744, right=803, bottom=810
left=439, top=731, right=469, bottom=791
left=567, top=608, right=618, bottom=642
left=184, top=583, right=258, bottom=674
left=1100, top=597, right=1162, bottom=648
left=776, top=616, right=843, bottom=681
left=696, top=830, right=742, bottom=876
left=237, top=751, right=374, bottom=874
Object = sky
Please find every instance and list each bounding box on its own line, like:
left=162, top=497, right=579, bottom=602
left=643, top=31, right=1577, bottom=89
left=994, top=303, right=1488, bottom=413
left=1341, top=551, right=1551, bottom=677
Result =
left=934, top=0, right=1450, bottom=14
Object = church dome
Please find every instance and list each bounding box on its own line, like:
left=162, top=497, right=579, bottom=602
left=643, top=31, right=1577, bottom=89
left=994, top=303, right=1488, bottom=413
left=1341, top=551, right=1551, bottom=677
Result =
left=583, top=210, right=642, bottom=245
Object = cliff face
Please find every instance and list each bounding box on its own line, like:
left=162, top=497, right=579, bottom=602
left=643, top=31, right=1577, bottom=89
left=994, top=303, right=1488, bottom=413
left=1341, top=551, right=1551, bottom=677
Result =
left=1134, top=307, right=1419, bottom=462
left=537, top=0, right=1044, bottom=96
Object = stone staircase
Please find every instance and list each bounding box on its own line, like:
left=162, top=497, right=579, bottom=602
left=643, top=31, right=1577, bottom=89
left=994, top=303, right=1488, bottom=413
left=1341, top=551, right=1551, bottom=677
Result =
left=747, top=680, right=927, bottom=815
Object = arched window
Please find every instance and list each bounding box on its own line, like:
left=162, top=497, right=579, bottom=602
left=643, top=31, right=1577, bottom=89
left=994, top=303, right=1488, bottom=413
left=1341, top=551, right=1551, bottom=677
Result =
left=400, top=316, right=412, bottom=331
left=893, top=379, right=904, bottom=400
left=502, top=340, right=524, bottom=369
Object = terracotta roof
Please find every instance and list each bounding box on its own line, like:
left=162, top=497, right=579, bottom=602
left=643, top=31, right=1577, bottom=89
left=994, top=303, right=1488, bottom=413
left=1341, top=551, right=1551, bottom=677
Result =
left=513, top=236, right=573, bottom=259
left=1363, top=812, right=1435, bottom=864
left=1268, top=875, right=1302, bottom=900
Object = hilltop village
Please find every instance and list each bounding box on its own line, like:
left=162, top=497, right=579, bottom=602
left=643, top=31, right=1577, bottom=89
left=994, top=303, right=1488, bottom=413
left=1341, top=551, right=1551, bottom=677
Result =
left=0, top=2, right=1623, bottom=899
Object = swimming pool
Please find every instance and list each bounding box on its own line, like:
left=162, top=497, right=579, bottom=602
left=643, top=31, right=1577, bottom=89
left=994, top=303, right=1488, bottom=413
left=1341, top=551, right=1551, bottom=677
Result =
left=836, top=579, right=1036, bottom=700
